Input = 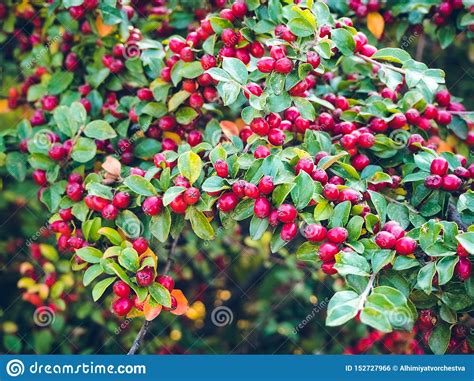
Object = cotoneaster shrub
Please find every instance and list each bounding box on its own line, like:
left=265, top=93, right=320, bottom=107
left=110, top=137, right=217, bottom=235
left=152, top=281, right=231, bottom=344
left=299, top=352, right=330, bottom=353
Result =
left=1, top=0, right=474, bottom=354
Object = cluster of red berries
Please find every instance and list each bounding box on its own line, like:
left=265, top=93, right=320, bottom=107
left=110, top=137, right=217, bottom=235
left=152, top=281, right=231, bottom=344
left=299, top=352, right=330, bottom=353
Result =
left=111, top=274, right=176, bottom=316
left=425, top=157, right=469, bottom=192
left=374, top=221, right=417, bottom=255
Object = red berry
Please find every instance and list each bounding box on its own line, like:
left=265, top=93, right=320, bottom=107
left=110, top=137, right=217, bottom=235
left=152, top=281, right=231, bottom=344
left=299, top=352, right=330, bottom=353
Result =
left=170, top=194, right=188, bottom=214
left=112, top=298, right=133, bottom=316
left=133, top=237, right=149, bottom=254
left=244, top=183, right=259, bottom=199
left=295, top=157, right=314, bottom=175
left=321, top=261, right=338, bottom=275
left=142, top=196, right=163, bottom=216
left=456, top=257, right=471, bottom=280
left=304, top=224, right=327, bottom=242
left=66, top=182, right=84, bottom=201
left=319, top=242, right=339, bottom=262
left=250, top=117, right=270, bottom=136
left=395, top=237, right=417, bottom=255
left=442, top=174, right=461, bottom=191
left=257, top=57, right=275, bottom=73
left=375, top=231, right=396, bottom=249
left=274, top=57, right=293, bottom=74
left=113, top=192, right=131, bottom=209
left=214, top=159, right=229, bottom=178
left=254, top=197, right=271, bottom=218
left=357, top=133, right=375, bottom=148
left=307, top=51, right=321, bottom=69
left=217, top=192, right=238, bottom=212
left=382, top=221, right=405, bottom=239
left=136, top=267, right=154, bottom=287
left=430, top=157, right=449, bottom=176
left=436, top=110, right=452, bottom=125
left=254, top=145, right=270, bottom=159
left=221, top=28, right=238, bottom=47
left=156, top=275, right=174, bottom=292
left=258, top=176, right=274, bottom=195
left=113, top=280, right=131, bottom=298
left=267, top=128, right=285, bottom=146
left=183, top=187, right=200, bottom=205
left=323, top=184, right=340, bottom=201
left=280, top=222, right=298, bottom=241
left=277, top=204, right=297, bottom=223
left=327, top=227, right=348, bottom=244
left=435, top=90, right=451, bottom=107
left=249, top=41, right=265, bottom=58
left=102, top=204, right=119, bottom=220
left=457, top=243, right=469, bottom=257
left=425, top=175, right=442, bottom=189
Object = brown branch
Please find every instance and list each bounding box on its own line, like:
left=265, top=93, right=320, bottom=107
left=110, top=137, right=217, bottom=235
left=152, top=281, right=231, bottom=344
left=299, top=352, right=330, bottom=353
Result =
left=447, top=201, right=468, bottom=232
left=127, top=235, right=180, bottom=355
left=355, top=53, right=406, bottom=75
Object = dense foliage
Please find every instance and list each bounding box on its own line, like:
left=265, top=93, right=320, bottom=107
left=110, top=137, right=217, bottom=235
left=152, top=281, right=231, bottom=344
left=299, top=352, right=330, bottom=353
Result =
left=0, top=0, right=473, bottom=354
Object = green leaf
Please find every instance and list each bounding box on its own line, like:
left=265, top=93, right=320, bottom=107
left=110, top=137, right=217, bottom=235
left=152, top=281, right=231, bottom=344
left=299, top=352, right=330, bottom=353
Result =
left=82, top=217, right=102, bottom=242
left=124, top=175, right=157, bottom=196
left=163, top=186, right=186, bottom=206
left=202, top=176, right=228, bottom=192
left=188, top=207, right=215, bottom=240
left=456, top=232, right=474, bottom=255
left=92, top=277, right=116, bottom=301
left=75, top=247, right=103, bottom=264
left=370, top=249, right=395, bottom=274
left=178, top=151, right=202, bottom=185
left=314, top=199, right=334, bottom=221
left=249, top=215, right=269, bottom=241
left=367, top=190, right=387, bottom=225
left=360, top=307, right=392, bottom=332
left=83, top=264, right=103, bottom=287
left=329, top=201, right=351, bottom=228
left=150, top=208, right=172, bottom=243
left=291, top=171, right=314, bottom=209
left=83, top=120, right=117, bottom=139
left=437, top=25, right=455, bottom=49
left=141, top=102, right=167, bottom=118
left=331, top=28, right=355, bottom=56
left=417, top=262, right=436, bottom=295
left=272, top=183, right=295, bottom=206
left=98, top=227, right=123, bottom=245
left=288, top=17, right=314, bottom=37
left=149, top=283, right=171, bottom=308
left=118, top=248, right=139, bottom=272
left=428, top=323, right=451, bottom=354
left=436, top=256, right=459, bottom=286
left=372, top=48, right=411, bottom=64
left=53, top=106, right=78, bottom=137
left=326, top=290, right=360, bottom=326
left=6, top=152, right=27, bottom=181
left=71, top=137, right=97, bottom=163
left=206, top=67, right=232, bottom=82
left=334, top=251, right=370, bottom=277
left=168, top=90, right=191, bottom=112
left=176, top=107, right=199, bottom=125
left=222, top=57, right=248, bottom=84
left=116, top=210, right=142, bottom=239
left=48, top=71, right=74, bottom=94
left=347, top=216, right=364, bottom=242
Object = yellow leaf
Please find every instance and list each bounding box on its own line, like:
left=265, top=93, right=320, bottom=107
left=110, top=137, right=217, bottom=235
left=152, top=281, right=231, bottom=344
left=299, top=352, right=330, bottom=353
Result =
left=163, top=131, right=182, bottom=144
left=0, top=100, right=10, bottom=114
left=367, top=12, right=385, bottom=40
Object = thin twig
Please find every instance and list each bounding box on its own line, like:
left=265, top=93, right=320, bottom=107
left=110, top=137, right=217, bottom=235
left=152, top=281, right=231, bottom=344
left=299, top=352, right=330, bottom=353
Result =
left=383, top=194, right=419, bottom=214
left=127, top=235, right=180, bottom=355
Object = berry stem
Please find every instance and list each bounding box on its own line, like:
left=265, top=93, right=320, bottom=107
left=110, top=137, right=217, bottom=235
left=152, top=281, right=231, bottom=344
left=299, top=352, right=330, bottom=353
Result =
left=127, top=234, right=180, bottom=355
left=382, top=195, right=419, bottom=214
left=357, top=273, right=376, bottom=312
